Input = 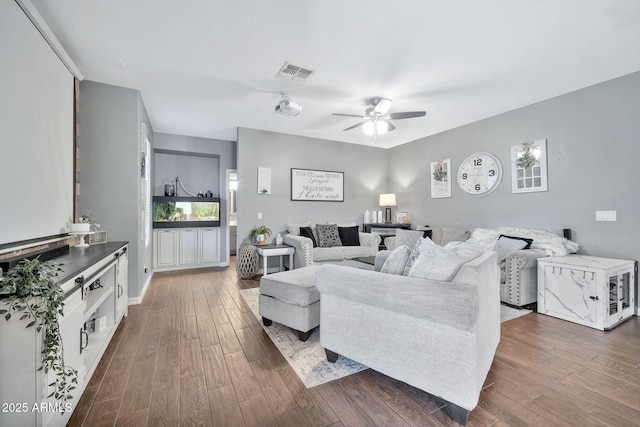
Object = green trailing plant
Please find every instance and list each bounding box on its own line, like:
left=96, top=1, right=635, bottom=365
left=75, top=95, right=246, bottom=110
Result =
left=249, top=225, right=272, bottom=239
left=0, top=257, right=78, bottom=402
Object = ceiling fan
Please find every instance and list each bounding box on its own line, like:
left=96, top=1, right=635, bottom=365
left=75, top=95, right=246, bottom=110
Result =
left=332, top=97, right=426, bottom=137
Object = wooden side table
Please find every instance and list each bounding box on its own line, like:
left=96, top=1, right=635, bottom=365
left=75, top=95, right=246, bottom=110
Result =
left=254, top=244, right=295, bottom=276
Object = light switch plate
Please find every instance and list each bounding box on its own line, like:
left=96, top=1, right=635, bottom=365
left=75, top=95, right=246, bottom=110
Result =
left=595, top=211, right=616, bottom=221
left=257, top=212, right=262, bottom=220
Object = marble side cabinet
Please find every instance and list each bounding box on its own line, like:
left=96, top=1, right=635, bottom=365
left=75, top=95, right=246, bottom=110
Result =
left=538, top=255, right=636, bottom=330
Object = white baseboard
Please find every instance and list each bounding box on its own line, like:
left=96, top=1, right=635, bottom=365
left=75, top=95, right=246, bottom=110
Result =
left=128, top=271, right=154, bottom=305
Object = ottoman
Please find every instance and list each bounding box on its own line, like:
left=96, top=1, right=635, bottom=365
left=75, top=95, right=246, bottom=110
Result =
left=259, top=265, right=321, bottom=341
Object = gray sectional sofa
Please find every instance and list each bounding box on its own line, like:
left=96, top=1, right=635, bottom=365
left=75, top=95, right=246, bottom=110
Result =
left=315, top=251, right=501, bottom=425
left=282, top=221, right=381, bottom=269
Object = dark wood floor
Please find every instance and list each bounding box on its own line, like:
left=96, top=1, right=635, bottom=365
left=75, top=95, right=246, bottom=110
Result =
left=68, top=260, right=640, bottom=426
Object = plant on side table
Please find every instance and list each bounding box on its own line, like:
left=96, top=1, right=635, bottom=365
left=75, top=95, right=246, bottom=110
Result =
left=0, top=257, right=78, bottom=402
left=250, top=225, right=272, bottom=245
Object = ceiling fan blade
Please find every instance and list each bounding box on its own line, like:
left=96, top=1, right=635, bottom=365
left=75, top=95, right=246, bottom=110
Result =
left=389, top=111, right=426, bottom=120
left=332, top=113, right=365, bottom=118
left=343, top=121, right=368, bottom=131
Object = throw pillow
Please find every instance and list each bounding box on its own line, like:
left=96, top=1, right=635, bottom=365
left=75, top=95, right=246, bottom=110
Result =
left=338, top=226, right=360, bottom=246
left=493, top=235, right=528, bottom=263
left=299, top=226, right=317, bottom=247
left=402, top=237, right=438, bottom=276
left=380, top=245, right=412, bottom=275
left=316, top=224, right=342, bottom=248
left=394, top=229, right=424, bottom=250
left=499, top=234, right=533, bottom=249
left=409, top=245, right=477, bottom=281
left=286, top=221, right=311, bottom=235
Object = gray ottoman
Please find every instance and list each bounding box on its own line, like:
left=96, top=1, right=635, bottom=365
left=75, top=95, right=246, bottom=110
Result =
left=259, top=265, right=320, bottom=341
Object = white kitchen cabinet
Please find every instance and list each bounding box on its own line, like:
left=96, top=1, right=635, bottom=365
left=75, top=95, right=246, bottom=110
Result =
left=200, top=228, right=220, bottom=263
left=538, top=255, right=636, bottom=330
left=154, top=229, right=178, bottom=267
left=179, top=229, right=199, bottom=265
left=153, top=227, right=221, bottom=271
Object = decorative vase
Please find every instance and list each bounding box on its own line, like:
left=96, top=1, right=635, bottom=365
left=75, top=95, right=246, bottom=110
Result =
left=364, top=210, right=371, bottom=224
left=255, top=234, right=267, bottom=245
left=236, top=242, right=258, bottom=278
left=275, top=233, right=283, bottom=245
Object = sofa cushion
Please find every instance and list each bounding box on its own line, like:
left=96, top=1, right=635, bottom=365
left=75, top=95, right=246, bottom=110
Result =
left=409, top=245, right=482, bottom=281
left=340, top=245, right=373, bottom=259
left=259, top=265, right=321, bottom=306
left=299, top=226, right=318, bottom=247
left=440, top=227, right=471, bottom=246
left=493, top=235, right=529, bottom=262
left=313, top=247, right=345, bottom=262
left=316, top=224, right=342, bottom=247
left=394, top=229, right=424, bottom=250
left=499, top=234, right=533, bottom=250
left=338, top=225, right=360, bottom=246
left=380, top=245, right=411, bottom=275
left=403, top=237, right=438, bottom=276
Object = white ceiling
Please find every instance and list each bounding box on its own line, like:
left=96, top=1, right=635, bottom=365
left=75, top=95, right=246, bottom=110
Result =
left=31, top=0, right=640, bottom=148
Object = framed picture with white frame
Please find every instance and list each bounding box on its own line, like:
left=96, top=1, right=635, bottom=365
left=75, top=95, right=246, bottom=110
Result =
left=511, top=139, right=548, bottom=193
left=430, top=158, right=451, bottom=198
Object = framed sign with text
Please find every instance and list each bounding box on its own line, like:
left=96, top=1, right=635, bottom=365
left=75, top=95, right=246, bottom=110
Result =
left=291, top=168, right=344, bottom=202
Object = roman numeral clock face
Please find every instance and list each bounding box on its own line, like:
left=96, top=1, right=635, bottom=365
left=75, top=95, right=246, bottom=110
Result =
left=457, top=152, right=503, bottom=196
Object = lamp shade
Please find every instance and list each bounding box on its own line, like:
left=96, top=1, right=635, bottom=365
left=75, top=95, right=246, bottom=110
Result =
left=379, top=193, right=397, bottom=207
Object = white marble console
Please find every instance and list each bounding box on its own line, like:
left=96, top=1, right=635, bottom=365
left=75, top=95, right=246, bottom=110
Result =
left=538, top=255, right=636, bottom=330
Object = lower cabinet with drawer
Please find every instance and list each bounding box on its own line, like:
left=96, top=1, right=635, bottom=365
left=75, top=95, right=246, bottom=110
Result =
left=537, top=255, right=636, bottom=330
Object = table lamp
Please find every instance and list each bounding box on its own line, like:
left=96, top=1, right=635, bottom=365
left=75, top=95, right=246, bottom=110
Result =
left=379, top=193, right=397, bottom=224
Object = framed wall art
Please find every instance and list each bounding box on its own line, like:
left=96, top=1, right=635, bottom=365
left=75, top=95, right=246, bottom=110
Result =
left=511, top=139, right=548, bottom=193
left=291, top=168, right=344, bottom=201
left=430, top=158, right=451, bottom=198
left=257, top=166, right=271, bottom=194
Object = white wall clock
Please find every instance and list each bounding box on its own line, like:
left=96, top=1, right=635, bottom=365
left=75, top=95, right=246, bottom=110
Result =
left=457, top=152, right=503, bottom=196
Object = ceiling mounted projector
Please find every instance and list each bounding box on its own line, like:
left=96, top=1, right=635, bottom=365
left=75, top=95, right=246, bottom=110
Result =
left=275, top=93, right=302, bottom=116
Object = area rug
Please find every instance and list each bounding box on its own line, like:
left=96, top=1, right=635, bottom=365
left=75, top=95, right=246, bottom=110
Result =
left=240, top=288, right=532, bottom=388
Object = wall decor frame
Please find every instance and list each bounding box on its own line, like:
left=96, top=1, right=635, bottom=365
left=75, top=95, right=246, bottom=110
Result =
left=394, top=212, right=409, bottom=224
left=291, top=168, right=344, bottom=202
left=511, top=139, right=548, bottom=193
left=257, top=166, right=271, bottom=194
left=430, top=158, right=451, bottom=198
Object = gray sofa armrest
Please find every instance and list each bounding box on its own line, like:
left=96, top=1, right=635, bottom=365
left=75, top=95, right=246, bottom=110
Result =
left=282, top=234, right=314, bottom=269
left=315, top=265, right=478, bottom=330
left=502, top=248, right=547, bottom=306
left=383, top=236, right=396, bottom=250
left=358, top=232, right=381, bottom=254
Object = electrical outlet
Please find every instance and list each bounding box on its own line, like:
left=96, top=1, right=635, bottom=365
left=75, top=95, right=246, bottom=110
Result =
left=595, top=211, right=616, bottom=221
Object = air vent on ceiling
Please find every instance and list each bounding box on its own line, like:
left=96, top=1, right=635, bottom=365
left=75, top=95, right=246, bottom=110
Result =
left=276, top=62, right=314, bottom=82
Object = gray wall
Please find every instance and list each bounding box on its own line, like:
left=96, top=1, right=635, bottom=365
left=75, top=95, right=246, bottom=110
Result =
left=236, top=128, right=389, bottom=246
left=78, top=80, right=153, bottom=300
left=154, top=151, right=220, bottom=197
left=153, top=132, right=237, bottom=264
left=389, top=71, right=639, bottom=288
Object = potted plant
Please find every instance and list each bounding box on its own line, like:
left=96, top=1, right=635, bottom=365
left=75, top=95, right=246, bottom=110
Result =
left=250, top=225, right=272, bottom=245
left=0, top=257, right=78, bottom=402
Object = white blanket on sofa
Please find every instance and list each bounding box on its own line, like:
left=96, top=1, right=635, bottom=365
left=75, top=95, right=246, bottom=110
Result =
left=471, top=227, right=579, bottom=256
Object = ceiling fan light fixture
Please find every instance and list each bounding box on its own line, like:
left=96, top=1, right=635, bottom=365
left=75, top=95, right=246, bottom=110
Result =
left=376, top=120, right=390, bottom=135
left=363, top=120, right=375, bottom=136
left=375, top=98, right=392, bottom=115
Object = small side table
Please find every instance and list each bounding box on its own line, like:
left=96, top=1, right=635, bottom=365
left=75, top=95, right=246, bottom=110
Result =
left=254, top=244, right=295, bottom=276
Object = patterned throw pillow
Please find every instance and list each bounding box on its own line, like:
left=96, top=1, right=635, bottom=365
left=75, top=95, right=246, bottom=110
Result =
left=316, top=224, right=342, bottom=248
left=402, top=237, right=437, bottom=276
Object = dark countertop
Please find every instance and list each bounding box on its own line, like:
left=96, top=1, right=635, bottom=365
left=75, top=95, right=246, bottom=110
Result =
left=0, top=241, right=128, bottom=299
left=53, top=242, right=128, bottom=285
